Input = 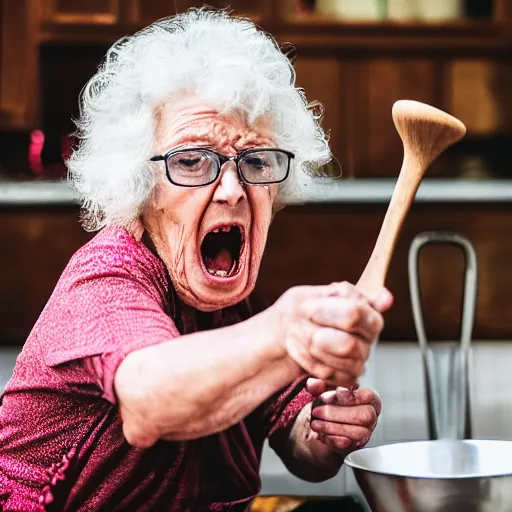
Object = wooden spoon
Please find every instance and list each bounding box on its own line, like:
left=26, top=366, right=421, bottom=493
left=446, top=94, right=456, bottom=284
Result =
left=356, top=100, right=467, bottom=298
left=314, top=101, right=466, bottom=393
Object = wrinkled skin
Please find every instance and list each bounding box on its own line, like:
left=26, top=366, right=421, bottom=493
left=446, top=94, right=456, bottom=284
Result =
left=142, top=95, right=278, bottom=312
left=307, top=378, right=382, bottom=454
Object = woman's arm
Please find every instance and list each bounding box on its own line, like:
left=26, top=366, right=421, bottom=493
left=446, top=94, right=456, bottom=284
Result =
left=115, top=283, right=389, bottom=449
left=114, top=309, right=300, bottom=448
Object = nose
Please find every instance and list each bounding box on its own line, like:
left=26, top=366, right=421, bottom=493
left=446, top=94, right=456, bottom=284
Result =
left=212, top=162, right=247, bottom=207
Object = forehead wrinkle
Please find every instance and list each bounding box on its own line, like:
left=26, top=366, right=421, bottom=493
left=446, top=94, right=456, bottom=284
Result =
left=161, top=118, right=275, bottom=153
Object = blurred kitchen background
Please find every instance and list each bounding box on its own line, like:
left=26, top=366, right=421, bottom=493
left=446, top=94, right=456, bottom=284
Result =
left=1, top=0, right=512, bottom=510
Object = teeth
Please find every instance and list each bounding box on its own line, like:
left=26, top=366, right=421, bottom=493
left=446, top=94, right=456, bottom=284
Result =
left=207, top=268, right=229, bottom=277
left=209, top=225, right=240, bottom=234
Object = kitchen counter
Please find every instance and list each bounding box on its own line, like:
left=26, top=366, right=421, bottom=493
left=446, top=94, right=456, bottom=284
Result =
left=1, top=178, right=512, bottom=205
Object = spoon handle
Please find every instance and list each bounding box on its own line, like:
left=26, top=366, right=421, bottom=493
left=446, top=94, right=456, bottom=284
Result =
left=356, top=153, right=422, bottom=298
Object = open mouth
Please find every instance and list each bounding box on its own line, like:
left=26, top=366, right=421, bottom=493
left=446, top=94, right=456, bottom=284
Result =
left=200, top=224, right=244, bottom=278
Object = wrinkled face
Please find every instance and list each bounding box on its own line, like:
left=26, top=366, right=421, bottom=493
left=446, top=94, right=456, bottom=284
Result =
left=141, top=96, right=280, bottom=311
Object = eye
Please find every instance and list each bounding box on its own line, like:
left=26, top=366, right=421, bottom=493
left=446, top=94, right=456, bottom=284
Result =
left=244, top=156, right=269, bottom=170
left=178, top=157, right=202, bottom=169
left=168, top=151, right=215, bottom=177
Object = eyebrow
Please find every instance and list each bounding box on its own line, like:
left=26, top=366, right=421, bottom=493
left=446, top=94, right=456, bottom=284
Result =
left=159, top=128, right=275, bottom=155
left=159, top=140, right=212, bottom=155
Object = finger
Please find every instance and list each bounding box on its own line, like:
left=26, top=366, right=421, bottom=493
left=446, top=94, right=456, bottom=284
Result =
left=289, top=283, right=352, bottom=303
left=318, top=389, right=337, bottom=404
left=369, top=287, right=394, bottom=313
left=311, top=403, right=378, bottom=429
left=317, top=387, right=356, bottom=406
left=310, top=421, right=373, bottom=448
left=352, top=387, right=383, bottom=416
left=310, top=343, right=365, bottom=380
left=335, top=387, right=358, bottom=406
left=304, top=297, right=384, bottom=342
left=321, top=373, right=358, bottom=389
left=317, top=387, right=382, bottom=416
left=296, top=347, right=358, bottom=386
left=318, top=387, right=382, bottom=417
left=311, top=368, right=358, bottom=389
left=310, top=430, right=353, bottom=451
left=310, top=354, right=364, bottom=382
left=306, top=378, right=327, bottom=396
left=328, top=281, right=365, bottom=300
left=309, top=330, right=366, bottom=378
left=311, top=327, right=371, bottom=362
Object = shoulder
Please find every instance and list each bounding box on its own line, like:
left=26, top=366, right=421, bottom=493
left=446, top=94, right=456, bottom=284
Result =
left=60, top=226, right=170, bottom=299
left=28, top=227, right=178, bottom=367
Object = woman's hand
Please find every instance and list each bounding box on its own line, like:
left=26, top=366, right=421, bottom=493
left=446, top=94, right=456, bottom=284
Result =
left=307, top=378, right=382, bottom=454
left=269, top=281, right=393, bottom=388
left=277, top=377, right=383, bottom=481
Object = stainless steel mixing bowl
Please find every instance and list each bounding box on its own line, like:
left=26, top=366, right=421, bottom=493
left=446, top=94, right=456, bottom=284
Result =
left=345, top=439, right=512, bottom=512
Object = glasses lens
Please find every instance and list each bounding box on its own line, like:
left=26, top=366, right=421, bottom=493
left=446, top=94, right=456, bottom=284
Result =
left=166, top=150, right=218, bottom=186
left=240, top=150, right=289, bottom=184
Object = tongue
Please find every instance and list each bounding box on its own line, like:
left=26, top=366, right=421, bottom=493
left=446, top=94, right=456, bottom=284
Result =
left=206, top=248, right=233, bottom=272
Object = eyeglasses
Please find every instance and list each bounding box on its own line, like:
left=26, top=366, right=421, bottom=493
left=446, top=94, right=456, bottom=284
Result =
left=150, top=147, right=294, bottom=188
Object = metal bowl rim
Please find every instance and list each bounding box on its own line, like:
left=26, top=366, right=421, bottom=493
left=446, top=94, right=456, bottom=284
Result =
left=345, top=439, right=512, bottom=479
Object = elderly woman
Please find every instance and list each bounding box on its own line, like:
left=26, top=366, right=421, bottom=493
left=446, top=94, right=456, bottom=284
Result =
left=0, top=8, right=393, bottom=512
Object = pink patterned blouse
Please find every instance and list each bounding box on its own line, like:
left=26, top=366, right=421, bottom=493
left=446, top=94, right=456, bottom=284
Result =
left=0, top=227, right=313, bottom=511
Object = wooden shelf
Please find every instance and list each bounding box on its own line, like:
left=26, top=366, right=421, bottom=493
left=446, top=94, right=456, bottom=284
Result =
left=38, top=29, right=127, bottom=46
left=288, top=13, right=498, bottom=30
left=276, top=15, right=511, bottom=52
left=38, top=11, right=263, bottom=46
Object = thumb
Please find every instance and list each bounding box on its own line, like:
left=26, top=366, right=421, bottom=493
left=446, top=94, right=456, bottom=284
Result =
left=369, top=287, right=394, bottom=313
left=306, top=378, right=327, bottom=396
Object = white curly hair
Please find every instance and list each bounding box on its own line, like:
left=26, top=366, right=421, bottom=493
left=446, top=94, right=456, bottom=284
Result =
left=67, top=8, right=332, bottom=231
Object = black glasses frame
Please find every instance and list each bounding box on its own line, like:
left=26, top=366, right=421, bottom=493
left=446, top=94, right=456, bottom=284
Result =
left=150, top=147, right=295, bottom=188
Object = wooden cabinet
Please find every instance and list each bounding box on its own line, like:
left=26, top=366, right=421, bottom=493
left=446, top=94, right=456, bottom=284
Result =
left=39, top=0, right=124, bottom=44
left=257, top=201, right=512, bottom=342
left=126, top=0, right=268, bottom=28
left=0, top=207, right=92, bottom=343
left=37, top=0, right=272, bottom=42
left=0, top=0, right=39, bottom=131
left=42, top=0, right=121, bottom=26
left=293, top=57, right=444, bottom=178
left=2, top=201, right=512, bottom=344
left=2, top=0, right=512, bottom=149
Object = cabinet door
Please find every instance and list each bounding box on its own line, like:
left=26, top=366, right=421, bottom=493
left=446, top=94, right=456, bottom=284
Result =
left=346, top=58, right=443, bottom=178
left=0, top=0, right=39, bottom=130
left=42, top=0, right=121, bottom=25
left=0, top=208, right=92, bottom=344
